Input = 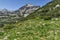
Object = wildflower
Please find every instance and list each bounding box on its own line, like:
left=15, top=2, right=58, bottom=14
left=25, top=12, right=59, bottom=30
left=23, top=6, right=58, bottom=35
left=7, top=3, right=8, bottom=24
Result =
left=39, top=22, right=42, bottom=24
left=55, top=18, right=58, bottom=20
left=51, top=21, right=54, bottom=24
left=56, top=30, right=60, bottom=32
left=40, top=37, right=45, bottom=40
left=4, top=37, right=7, bottom=40
left=55, top=31, right=58, bottom=35
left=53, top=4, right=60, bottom=9
left=55, top=4, right=60, bottom=8
left=14, top=39, right=17, bottom=40
left=4, top=34, right=10, bottom=40
left=48, top=30, right=53, bottom=34
left=4, top=36, right=8, bottom=40
left=42, top=23, right=46, bottom=26
left=16, top=32, right=20, bottom=34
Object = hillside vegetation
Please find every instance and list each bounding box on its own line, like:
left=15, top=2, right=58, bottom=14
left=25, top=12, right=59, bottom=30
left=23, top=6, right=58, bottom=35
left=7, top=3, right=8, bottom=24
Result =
left=0, top=0, right=60, bottom=40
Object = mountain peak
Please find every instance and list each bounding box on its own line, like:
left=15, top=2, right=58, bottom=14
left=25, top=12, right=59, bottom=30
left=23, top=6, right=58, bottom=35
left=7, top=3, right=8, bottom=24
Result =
left=1, top=8, right=8, bottom=11
left=25, top=4, right=33, bottom=7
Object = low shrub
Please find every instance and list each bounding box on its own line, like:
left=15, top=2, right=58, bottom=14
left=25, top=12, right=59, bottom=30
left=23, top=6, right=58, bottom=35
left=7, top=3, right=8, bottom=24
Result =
left=4, top=25, right=15, bottom=29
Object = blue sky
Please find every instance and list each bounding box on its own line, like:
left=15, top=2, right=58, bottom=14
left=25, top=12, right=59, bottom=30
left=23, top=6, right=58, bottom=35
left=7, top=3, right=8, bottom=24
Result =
left=0, top=0, right=52, bottom=10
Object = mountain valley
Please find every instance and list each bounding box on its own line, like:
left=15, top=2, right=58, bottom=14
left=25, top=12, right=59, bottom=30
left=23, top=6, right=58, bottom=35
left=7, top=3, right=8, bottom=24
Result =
left=0, top=0, right=60, bottom=40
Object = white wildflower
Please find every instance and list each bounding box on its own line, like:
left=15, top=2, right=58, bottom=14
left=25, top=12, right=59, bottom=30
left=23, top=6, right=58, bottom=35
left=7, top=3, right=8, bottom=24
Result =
left=40, top=37, right=45, bottom=40
left=4, top=34, right=10, bottom=40
left=51, top=21, right=54, bottom=24
left=17, top=32, right=20, bottom=34
left=55, top=32, right=58, bottom=35
left=4, top=36, right=8, bottom=40
left=56, top=30, right=60, bottom=32
left=53, top=4, right=60, bottom=9
left=39, top=22, right=42, bottom=23
left=55, top=4, right=60, bottom=8
left=55, top=18, right=58, bottom=20
left=14, top=39, right=17, bottom=40
left=42, top=23, right=46, bottom=26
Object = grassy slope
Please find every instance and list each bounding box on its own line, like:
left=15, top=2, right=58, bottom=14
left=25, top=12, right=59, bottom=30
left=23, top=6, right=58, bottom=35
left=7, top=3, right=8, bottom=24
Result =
left=0, top=0, right=60, bottom=40
left=1, top=17, right=60, bottom=40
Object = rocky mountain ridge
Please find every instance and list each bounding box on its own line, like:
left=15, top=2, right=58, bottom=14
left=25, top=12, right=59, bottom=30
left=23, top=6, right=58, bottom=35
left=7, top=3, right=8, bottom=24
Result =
left=0, top=4, right=40, bottom=17
left=0, top=4, right=40, bottom=23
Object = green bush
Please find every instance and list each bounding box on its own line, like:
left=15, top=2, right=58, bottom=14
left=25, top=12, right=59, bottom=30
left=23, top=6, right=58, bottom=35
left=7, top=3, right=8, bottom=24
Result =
left=41, top=16, right=52, bottom=20
left=0, top=32, right=4, bottom=36
left=4, top=25, right=15, bottom=29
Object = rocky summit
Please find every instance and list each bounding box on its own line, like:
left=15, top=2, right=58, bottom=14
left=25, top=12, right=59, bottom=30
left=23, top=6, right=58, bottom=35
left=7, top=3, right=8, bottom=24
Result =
left=14, top=4, right=40, bottom=17
left=0, top=4, right=40, bottom=23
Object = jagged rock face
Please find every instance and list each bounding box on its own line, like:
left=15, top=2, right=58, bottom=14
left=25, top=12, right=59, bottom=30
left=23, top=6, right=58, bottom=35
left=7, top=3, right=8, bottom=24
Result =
left=0, top=4, right=40, bottom=17
left=15, top=4, right=40, bottom=17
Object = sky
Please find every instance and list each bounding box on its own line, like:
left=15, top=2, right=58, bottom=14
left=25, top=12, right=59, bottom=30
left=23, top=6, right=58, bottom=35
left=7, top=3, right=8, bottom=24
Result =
left=0, top=0, right=52, bottom=10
